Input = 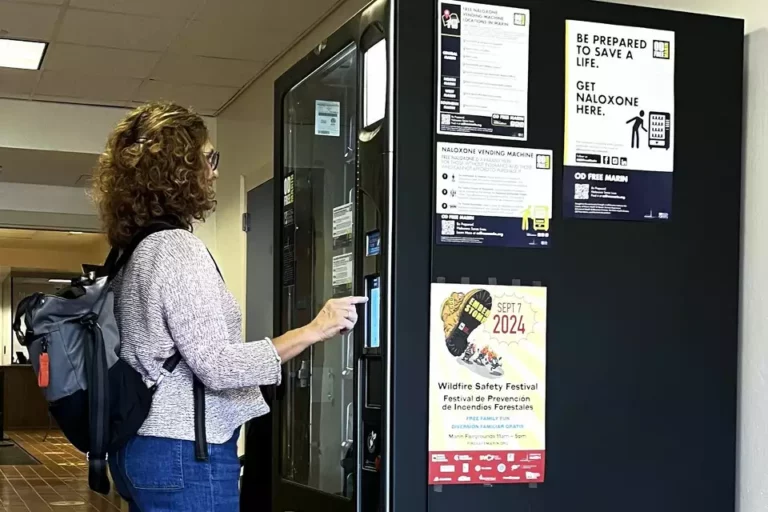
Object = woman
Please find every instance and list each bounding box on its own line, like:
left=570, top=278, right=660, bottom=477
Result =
left=91, top=102, right=365, bottom=511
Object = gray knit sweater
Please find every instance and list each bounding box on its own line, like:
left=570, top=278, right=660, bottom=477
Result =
left=112, top=229, right=282, bottom=444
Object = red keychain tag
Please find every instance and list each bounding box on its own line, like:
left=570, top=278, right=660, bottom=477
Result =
left=38, top=353, right=49, bottom=388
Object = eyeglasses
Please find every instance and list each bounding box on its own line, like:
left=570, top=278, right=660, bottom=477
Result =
left=205, top=150, right=220, bottom=171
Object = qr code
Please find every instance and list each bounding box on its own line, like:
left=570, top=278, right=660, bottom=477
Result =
left=574, top=184, right=589, bottom=200
left=441, top=114, right=451, bottom=126
left=441, top=220, right=456, bottom=236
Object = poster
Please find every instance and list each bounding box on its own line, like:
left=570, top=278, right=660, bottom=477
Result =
left=428, top=283, right=546, bottom=485
left=315, top=100, right=341, bottom=137
left=563, top=20, right=675, bottom=221
left=437, top=2, right=530, bottom=140
left=436, top=142, right=553, bottom=248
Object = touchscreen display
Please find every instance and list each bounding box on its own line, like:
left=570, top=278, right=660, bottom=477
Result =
left=367, top=276, right=381, bottom=349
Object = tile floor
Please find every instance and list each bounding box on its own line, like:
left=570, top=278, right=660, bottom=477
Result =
left=0, top=431, right=125, bottom=511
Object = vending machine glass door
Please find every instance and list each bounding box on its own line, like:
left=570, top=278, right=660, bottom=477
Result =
left=279, top=43, right=358, bottom=502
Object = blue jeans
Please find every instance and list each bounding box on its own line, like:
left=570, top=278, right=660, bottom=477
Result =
left=109, top=433, right=240, bottom=512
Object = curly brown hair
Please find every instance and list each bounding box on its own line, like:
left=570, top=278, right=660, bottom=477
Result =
left=91, top=102, right=216, bottom=248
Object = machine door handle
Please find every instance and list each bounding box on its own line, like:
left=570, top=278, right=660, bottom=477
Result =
left=296, top=360, right=310, bottom=388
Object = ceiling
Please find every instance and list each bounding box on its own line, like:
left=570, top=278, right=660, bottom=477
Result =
left=0, top=228, right=105, bottom=250
left=0, top=147, right=96, bottom=186
left=0, top=0, right=341, bottom=115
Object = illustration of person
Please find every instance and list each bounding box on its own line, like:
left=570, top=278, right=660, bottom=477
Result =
left=626, top=110, right=647, bottom=149
left=489, top=354, right=503, bottom=372
left=462, top=343, right=476, bottom=363
left=521, top=206, right=532, bottom=231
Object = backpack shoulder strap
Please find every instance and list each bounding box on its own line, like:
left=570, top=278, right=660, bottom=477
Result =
left=100, top=221, right=216, bottom=463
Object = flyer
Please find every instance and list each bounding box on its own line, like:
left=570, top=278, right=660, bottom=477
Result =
left=332, top=202, right=353, bottom=249
left=563, top=20, right=675, bottom=221
left=331, top=253, right=353, bottom=297
left=436, top=142, right=553, bottom=248
left=315, top=100, right=341, bottom=137
left=437, top=2, right=530, bottom=140
left=428, top=283, right=546, bottom=485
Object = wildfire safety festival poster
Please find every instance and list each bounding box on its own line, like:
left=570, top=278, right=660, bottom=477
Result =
left=428, top=283, right=547, bottom=485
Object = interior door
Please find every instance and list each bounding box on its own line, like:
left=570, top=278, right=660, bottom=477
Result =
left=276, top=43, right=359, bottom=512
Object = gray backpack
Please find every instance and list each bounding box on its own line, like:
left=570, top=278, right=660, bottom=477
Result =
left=14, top=222, right=209, bottom=495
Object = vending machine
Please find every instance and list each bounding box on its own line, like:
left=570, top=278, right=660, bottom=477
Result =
left=648, top=111, right=671, bottom=149
left=258, top=1, right=393, bottom=511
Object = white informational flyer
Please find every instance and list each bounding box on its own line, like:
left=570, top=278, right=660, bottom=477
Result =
left=436, top=142, right=553, bottom=248
left=332, top=202, right=354, bottom=249
left=563, top=20, right=675, bottom=221
left=332, top=253, right=353, bottom=287
left=332, top=203, right=353, bottom=238
left=315, top=100, right=341, bottom=137
left=332, top=253, right=353, bottom=297
left=437, top=2, right=530, bottom=140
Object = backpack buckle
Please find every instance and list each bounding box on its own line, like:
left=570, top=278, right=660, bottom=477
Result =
left=80, top=313, right=99, bottom=327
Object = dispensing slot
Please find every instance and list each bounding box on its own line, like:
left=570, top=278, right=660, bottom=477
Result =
left=365, top=359, right=383, bottom=409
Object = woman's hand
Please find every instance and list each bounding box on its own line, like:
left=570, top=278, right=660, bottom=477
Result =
left=308, top=296, right=368, bottom=343
left=272, top=296, right=368, bottom=363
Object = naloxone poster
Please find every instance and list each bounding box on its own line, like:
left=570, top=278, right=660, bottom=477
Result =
left=437, top=1, right=530, bottom=140
left=436, top=142, right=553, bottom=248
left=563, top=20, right=675, bottom=221
left=428, top=283, right=547, bottom=485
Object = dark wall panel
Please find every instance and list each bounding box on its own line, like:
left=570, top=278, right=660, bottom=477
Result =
left=393, top=1, right=744, bottom=511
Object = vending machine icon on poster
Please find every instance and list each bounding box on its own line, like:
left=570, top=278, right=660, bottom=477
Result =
left=648, top=112, right=671, bottom=150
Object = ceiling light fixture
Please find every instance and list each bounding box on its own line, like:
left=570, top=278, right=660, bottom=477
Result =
left=68, top=231, right=84, bottom=235
left=48, top=279, right=72, bottom=284
left=0, top=38, right=47, bottom=70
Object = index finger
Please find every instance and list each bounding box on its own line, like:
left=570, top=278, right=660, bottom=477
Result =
left=344, top=296, right=369, bottom=304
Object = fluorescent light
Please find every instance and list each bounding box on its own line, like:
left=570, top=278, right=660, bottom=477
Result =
left=68, top=231, right=84, bottom=235
left=48, top=279, right=71, bottom=284
left=0, top=39, right=47, bottom=70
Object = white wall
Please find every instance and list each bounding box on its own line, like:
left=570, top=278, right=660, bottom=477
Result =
left=606, top=0, right=765, bottom=32
left=0, top=99, right=219, bottom=248
left=739, top=31, right=768, bottom=512
left=0, top=183, right=94, bottom=216
left=0, top=274, right=10, bottom=367
left=0, top=98, right=218, bottom=155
